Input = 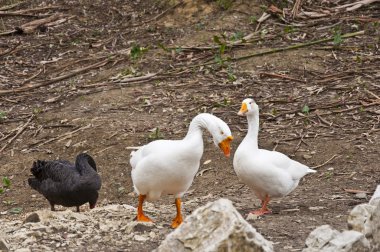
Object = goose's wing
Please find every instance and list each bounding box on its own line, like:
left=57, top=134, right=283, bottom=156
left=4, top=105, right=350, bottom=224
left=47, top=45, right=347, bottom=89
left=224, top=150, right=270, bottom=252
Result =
left=31, top=160, right=78, bottom=182
left=130, top=140, right=172, bottom=170
left=259, top=149, right=314, bottom=180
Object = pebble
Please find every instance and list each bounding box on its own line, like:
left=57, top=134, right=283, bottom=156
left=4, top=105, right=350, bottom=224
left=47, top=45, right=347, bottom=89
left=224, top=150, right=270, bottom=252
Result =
left=134, top=234, right=149, bottom=242
left=354, top=192, right=367, bottom=199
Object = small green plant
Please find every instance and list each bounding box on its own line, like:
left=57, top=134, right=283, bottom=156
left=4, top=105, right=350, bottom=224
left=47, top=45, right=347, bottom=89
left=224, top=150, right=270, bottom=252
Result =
left=213, top=34, right=227, bottom=65
left=230, top=31, right=244, bottom=41
left=8, top=207, right=22, bottom=214
left=130, top=44, right=148, bottom=60
left=333, top=29, right=343, bottom=46
left=2, top=177, right=10, bottom=188
left=284, top=25, right=295, bottom=34
left=271, top=108, right=278, bottom=116
left=71, top=38, right=81, bottom=46
left=195, top=22, right=205, bottom=31
left=249, top=15, right=257, bottom=25
left=0, top=111, right=6, bottom=120
left=148, top=128, right=163, bottom=141
left=302, top=105, right=310, bottom=115
left=227, top=65, right=236, bottom=81
left=216, top=0, right=233, bottom=10
left=157, top=43, right=170, bottom=52
left=33, top=107, right=43, bottom=115
left=0, top=176, right=11, bottom=194
left=325, top=171, right=333, bottom=179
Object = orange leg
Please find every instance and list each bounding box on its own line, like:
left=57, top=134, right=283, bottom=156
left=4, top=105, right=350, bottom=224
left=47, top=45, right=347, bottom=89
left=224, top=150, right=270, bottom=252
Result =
left=171, top=198, right=183, bottom=228
left=137, top=194, right=153, bottom=222
left=250, top=195, right=272, bottom=216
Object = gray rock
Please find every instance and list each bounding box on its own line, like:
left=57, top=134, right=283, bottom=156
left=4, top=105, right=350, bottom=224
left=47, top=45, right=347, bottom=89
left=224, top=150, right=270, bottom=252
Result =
left=304, top=225, right=339, bottom=250
left=370, top=200, right=380, bottom=250
left=24, top=212, right=40, bottom=223
left=303, top=225, right=370, bottom=252
left=348, top=203, right=375, bottom=237
left=369, top=185, right=380, bottom=206
left=156, top=198, right=273, bottom=252
left=0, top=238, right=9, bottom=252
left=354, top=193, right=367, bottom=200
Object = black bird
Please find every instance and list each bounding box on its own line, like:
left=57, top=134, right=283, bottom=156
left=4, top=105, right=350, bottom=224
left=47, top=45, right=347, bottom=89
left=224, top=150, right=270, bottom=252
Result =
left=28, top=153, right=101, bottom=212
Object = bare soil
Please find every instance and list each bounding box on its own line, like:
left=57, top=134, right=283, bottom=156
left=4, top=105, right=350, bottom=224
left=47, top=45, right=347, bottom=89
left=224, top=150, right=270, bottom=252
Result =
left=0, top=0, right=379, bottom=251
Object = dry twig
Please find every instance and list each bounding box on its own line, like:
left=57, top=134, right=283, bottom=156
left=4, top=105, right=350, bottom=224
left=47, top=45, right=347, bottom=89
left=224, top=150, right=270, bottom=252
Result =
left=0, top=115, right=34, bottom=153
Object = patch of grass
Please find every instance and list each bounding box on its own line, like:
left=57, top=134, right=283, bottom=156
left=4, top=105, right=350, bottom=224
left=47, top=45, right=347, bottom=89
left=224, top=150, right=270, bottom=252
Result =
left=249, top=15, right=257, bottom=25
left=325, top=171, right=333, bottom=180
left=213, top=34, right=228, bottom=65
left=130, top=44, right=148, bottom=60
left=271, top=108, right=278, bottom=116
left=2, top=177, right=10, bottom=188
left=0, top=176, right=11, bottom=194
left=33, top=107, right=43, bottom=115
left=230, top=31, right=244, bottom=41
left=227, top=65, right=236, bottom=81
left=333, top=29, right=343, bottom=46
left=8, top=207, right=22, bottom=214
left=215, top=0, right=233, bottom=10
left=0, top=111, right=6, bottom=120
left=148, top=128, right=163, bottom=141
left=284, top=25, right=295, bottom=34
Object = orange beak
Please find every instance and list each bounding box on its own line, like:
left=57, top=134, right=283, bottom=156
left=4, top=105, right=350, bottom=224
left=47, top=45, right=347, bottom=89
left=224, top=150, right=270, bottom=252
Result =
left=237, top=103, right=248, bottom=116
left=218, top=136, right=233, bottom=158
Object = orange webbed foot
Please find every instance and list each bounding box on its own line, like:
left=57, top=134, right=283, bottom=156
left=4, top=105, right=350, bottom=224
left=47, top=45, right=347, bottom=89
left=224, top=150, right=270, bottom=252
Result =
left=250, top=209, right=272, bottom=216
left=137, top=213, right=153, bottom=223
left=171, top=215, right=183, bottom=229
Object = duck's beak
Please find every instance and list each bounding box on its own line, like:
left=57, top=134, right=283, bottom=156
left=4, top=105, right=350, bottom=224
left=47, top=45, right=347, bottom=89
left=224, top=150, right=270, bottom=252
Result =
left=237, top=103, right=248, bottom=116
left=218, top=136, right=233, bottom=158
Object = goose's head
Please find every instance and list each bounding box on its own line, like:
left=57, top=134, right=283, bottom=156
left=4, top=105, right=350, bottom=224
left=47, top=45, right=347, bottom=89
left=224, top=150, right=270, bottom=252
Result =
left=211, top=118, right=233, bottom=158
left=237, top=98, right=259, bottom=116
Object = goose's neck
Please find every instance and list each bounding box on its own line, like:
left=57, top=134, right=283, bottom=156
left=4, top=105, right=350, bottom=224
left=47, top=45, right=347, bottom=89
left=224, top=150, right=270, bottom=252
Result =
left=245, top=112, right=259, bottom=149
left=185, top=115, right=210, bottom=141
left=76, top=158, right=96, bottom=175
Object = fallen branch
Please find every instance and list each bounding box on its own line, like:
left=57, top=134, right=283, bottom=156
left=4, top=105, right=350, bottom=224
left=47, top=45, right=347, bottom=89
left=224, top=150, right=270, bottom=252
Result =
left=335, top=0, right=380, bottom=12
left=311, top=154, right=340, bottom=169
left=35, top=124, right=92, bottom=148
left=259, top=72, right=306, bottom=83
left=0, top=42, right=20, bottom=58
left=0, top=58, right=112, bottom=96
left=344, top=188, right=372, bottom=194
left=131, top=1, right=184, bottom=27
left=0, top=14, right=70, bottom=36
left=0, top=1, right=24, bottom=11
left=231, top=31, right=365, bottom=62
left=0, top=115, right=34, bottom=153
left=291, top=0, right=303, bottom=18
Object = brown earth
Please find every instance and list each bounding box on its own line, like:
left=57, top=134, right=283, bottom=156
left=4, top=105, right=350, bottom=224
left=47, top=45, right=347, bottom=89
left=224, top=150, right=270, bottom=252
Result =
left=0, top=0, right=379, bottom=251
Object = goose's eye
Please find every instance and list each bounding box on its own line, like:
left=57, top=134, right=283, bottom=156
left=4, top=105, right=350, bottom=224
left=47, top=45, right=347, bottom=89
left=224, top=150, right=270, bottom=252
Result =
left=220, top=131, right=224, bottom=135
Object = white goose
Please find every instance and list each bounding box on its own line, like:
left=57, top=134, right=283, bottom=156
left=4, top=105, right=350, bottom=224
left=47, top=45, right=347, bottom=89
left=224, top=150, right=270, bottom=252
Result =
left=130, top=113, right=233, bottom=228
left=233, top=98, right=316, bottom=215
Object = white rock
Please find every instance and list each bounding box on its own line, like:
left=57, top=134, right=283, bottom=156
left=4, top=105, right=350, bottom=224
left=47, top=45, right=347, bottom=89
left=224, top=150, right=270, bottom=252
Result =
left=15, top=249, right=31, bottom=252
left=304, top=225, right=339, bottom=250
left=156, top=198, right=273, bottom=252
left=370, top=200, right=380, bottom=249
left=134, top=234, right=149, bottom=242
left=303, top=225, right=370, bottom=252
left=347, top=203, right=375, bottom=237
left=369, top=185, right=380, bottom=206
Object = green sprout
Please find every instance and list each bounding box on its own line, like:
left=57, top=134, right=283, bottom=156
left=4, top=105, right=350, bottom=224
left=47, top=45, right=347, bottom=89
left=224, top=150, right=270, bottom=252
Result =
left=302, top=105, right=310, bottom=115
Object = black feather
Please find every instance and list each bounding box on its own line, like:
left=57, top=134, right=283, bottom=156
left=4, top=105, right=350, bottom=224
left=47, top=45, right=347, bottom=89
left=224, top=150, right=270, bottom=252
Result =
left=28, top=153, right=101, bottom=212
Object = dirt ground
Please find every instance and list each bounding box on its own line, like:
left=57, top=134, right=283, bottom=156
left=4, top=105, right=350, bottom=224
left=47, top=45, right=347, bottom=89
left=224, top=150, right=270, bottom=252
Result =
left=0, top=0, right=379, bottom=251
